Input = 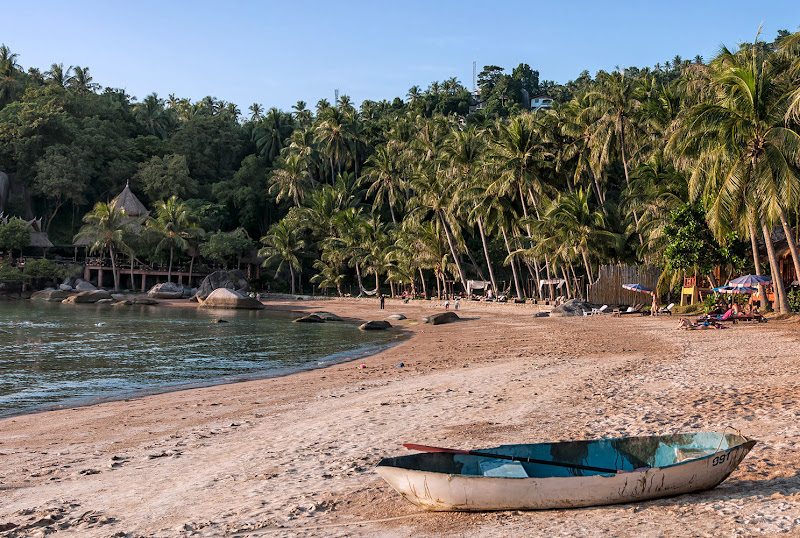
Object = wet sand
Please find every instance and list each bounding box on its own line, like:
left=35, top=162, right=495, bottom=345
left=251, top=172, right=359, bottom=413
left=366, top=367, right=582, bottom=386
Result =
left=1, top=297, right=800, bottom=537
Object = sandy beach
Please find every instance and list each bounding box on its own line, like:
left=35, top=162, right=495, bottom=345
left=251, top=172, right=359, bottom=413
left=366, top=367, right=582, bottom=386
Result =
left=2, top=297, right=800, bottom=537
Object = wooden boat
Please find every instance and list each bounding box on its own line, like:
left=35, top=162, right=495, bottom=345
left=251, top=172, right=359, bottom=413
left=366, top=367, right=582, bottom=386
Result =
left=376, top=432, right=756, bottom=511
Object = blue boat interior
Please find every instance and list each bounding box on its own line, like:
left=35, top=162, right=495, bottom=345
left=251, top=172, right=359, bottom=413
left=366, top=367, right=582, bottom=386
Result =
left=379, top=433, right=750, bottom=478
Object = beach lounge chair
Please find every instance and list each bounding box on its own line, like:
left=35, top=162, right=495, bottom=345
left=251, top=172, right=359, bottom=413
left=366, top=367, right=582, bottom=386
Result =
left=613, top=304, right=643, bottom=316
left=583, top=305, right=608, bottom=316
left=697, top=308, right=733, bottom=325
left=658, top=303, right=675, bottom=315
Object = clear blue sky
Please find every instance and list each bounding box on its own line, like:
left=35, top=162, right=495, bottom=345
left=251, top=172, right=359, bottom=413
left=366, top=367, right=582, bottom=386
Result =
left=3, top=1, right=799, bottom=112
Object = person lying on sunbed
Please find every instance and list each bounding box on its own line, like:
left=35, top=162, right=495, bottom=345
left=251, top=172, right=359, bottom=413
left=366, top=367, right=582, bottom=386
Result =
left=676, top=318, right=728, bottom=330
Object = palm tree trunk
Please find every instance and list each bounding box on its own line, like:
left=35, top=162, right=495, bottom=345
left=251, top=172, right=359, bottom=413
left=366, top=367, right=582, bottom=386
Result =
left=581, top=248, right=594, bottom=284
left=389, top=203, right=396, bottom=224
left=560, top=265, right=572, bottom=299
left=109, top=246, right=119, bottom=291
left=289, top=265, right=295, bottom=294
left=570, top=262, right=583, bottom=300
left=435, top=270, right=441, bottom=299
left=330, top=157, right=335, bottom=184
left=189, top=255, right=195, bottom=288
left=419, top=267, right=428, bottom=299
left=748, top=218, right=768, bottom=310
left=501, top=226, right=522, bottom=299
left=465, top=247, right=486, bottom=282
left=779, top=206, right=800, bottom=286
left=477, top=217, right=498, bottom=294
left=438, top=212, right=468, bottom=293
left=354, top=263, right=364, bottom=292
left=761, top=214, right=790, bottom=313
left=374, top=271, right=379, bottom=296
left=168, top=246, right=174, bottom=283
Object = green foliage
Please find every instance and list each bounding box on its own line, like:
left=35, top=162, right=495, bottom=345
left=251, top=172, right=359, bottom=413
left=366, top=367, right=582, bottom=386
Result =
left=788, top=290, right=800, bottom=312
left=134, top=154, right=197, bottom=203
left=663, top=204, right=745, bottom=276
left=22, top=258, right=62, bottom=280
left=200, top=229, right=255, bottom=268
left=0, top=263, right=24, bottom=284
left=0, top=217, right=31, bottom=257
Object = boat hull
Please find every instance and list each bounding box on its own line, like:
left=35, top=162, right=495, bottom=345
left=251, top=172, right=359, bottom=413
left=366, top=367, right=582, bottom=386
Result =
left=376, top=435, right=756, bottom=511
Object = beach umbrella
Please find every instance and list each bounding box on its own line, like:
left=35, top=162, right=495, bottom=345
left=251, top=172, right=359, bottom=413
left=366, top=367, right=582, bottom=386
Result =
left=728, top=275, right=771, bottom=287
left=713, top=285, right=757, bottom=294
left=622, top=283, right=653, bottom=293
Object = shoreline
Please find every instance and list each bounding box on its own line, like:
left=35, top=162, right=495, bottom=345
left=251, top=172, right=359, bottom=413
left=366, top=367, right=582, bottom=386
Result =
left=1, top=298, right=799, bottom=536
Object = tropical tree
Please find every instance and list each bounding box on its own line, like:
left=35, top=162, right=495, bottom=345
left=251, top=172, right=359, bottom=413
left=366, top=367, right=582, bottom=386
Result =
left=74, top=202, right=132, bottom=290
left=360, top=144, right=405, bottom=222
left=270, top=153, right=311, bottom=207
left=147, top=196, right=204, bottom=282
left=259, top=219, right=306, bottom=293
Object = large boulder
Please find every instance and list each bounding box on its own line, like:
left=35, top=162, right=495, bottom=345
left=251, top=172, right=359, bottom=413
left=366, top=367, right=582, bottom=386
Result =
left=426, top=312, right=460, bottom=325
left=386, top=314, right=407, bottom=320
left=148, top=282, right=184, bottom=299
left=550, top=299, right=591, bottom=317
left=63, top=290, right=112, bottom=304
left=359, top=320, right=392, bottom=330
left=294, top=314, right=325, bottom=323
left=59, top=283, right=73, bottom=292
left=313, top=311, right=343, bottom=321
left=133, top=297, right=158, bottom=305
left=199, top=288, right=264, bottom=310
left=31, top=289, right=74, bottom=302
left=195, top=270, right=249, bottom=300
left=75, top=279, right=97, bottom=292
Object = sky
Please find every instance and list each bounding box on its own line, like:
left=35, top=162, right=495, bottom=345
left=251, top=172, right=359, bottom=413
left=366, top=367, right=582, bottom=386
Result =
left=3, top=1, right=800, bottom=112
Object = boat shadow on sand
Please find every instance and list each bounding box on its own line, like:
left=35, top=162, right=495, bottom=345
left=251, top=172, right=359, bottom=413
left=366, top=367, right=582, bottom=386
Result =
left=638, top=473, right=800, bottom=508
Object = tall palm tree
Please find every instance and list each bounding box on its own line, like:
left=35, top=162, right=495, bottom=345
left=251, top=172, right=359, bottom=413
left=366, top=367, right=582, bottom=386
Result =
left=0, top=44, right=21, bottom=108
left=134, top=93, right=169, bottom=138
left=147, top=196, right=204, bottom=283
left=45, top=63, right=74, bottom=88
left=259, top=219, right=306, bottom=294
left=315, top=107, right=351, bottom=183
left=254, top=107, right=294, bottom=162
left=270, top=153, right=311, bottom=207
left=248, top=103, right=264, bottom=121
left=69, top=66, right=99, bottom=93
left=360, top=144, right=405, bottom=222
left=673, top=41, right=799, bottom=312
left=74, top=202, right=131, bottom=290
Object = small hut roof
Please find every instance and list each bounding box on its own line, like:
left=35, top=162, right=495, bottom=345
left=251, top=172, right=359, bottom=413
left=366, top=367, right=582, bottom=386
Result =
left=29, top=231, right=54, bottom=248
left=110, top=182, right=149, bottom=217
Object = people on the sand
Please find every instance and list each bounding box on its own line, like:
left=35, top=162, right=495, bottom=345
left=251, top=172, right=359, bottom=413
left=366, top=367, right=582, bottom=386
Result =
left=676, top=318, right=727, bottom=330
left=651, top=292, right=658, bottom=316
left=380, top=294, right=385, bottom=309
left=444, top=299, right=450, bottom=311
left=732, top=302, right=741, bottom=315
left=454, top=298, right=459, bottom=310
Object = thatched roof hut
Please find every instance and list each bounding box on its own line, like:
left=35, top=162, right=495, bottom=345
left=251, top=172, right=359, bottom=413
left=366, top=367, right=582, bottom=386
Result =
left=110, top=181, right=149, bottom=218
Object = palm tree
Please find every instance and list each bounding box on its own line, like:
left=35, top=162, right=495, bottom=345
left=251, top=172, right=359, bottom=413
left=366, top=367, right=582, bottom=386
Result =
left=74, top=202, right=131, bottom=290
left=259, top=219, right=306, bottom=294
left=360, top=144, right=405, bottom=222
left=45, top=63, right=74, bottom=88
left=147, top=196, right=204, bottom=283
left=254, top=107, right=294, bottom=162
left=406, top=85, right=423, bottom=107
left=672, top=41, right=799, bottom=312
left=134, top=93, right=169, bottom=138
left=69, top=66, right=99, bottom=93
left=248, top=103, right=264, bottom=121
left=585, top=71, right=646, bottom=226
left=315, top=107, right=351, bottom=183
left=270, top=153, right=311, bottom=207
left=539, top=188, right=612, bottom=284
left=0, top=44, right=21, bottom=108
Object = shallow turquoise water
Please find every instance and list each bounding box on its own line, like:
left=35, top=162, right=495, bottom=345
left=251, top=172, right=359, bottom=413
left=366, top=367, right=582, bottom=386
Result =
left=0, top=301, right=402, bottom=417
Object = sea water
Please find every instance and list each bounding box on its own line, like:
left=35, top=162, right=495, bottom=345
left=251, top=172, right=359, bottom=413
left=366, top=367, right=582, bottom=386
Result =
left=0, top=300, right=402, bottom=417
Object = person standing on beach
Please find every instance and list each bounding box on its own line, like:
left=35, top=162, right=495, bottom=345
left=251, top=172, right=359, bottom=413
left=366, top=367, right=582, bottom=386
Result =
left=454, top=298, right=459, bottom=310
left=380, top=294, right=385, bottom=309
left=651, top=292, right=658, bottom=316
left=444, top=299, right=450, bottom=311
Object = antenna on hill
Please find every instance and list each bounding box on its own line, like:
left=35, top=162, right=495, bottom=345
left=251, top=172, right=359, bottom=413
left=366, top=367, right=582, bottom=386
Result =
left=335, top=88, right=339, bottom=104
left=472, top=61, right=476, bottom=92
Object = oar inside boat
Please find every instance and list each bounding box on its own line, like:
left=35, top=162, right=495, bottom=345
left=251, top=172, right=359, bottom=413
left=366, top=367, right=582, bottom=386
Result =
left=402, top=443, right=638, bottom=474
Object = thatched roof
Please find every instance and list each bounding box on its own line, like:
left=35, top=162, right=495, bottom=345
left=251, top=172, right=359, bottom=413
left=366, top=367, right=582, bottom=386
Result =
left=110, top=182, right=149, bottom=217
left=29, top=231, right=54, bottom=248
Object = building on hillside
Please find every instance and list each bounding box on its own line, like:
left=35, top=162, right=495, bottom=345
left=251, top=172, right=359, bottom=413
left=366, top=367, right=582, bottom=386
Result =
left=0, top=214, right=54, bottom=253
left=110, top=181, right=150, bottom=221
left=530, top=94, right=554, bottom=111
left=468, top=89, right=486, bottom=114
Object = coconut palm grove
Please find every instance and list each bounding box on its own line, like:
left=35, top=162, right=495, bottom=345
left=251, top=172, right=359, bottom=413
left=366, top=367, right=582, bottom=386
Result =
left=2, top=29, right=800, bottom=312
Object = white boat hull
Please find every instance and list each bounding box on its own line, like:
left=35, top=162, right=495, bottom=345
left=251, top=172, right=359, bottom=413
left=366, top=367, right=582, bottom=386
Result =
left=377, top=438, right=755, bottom=511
